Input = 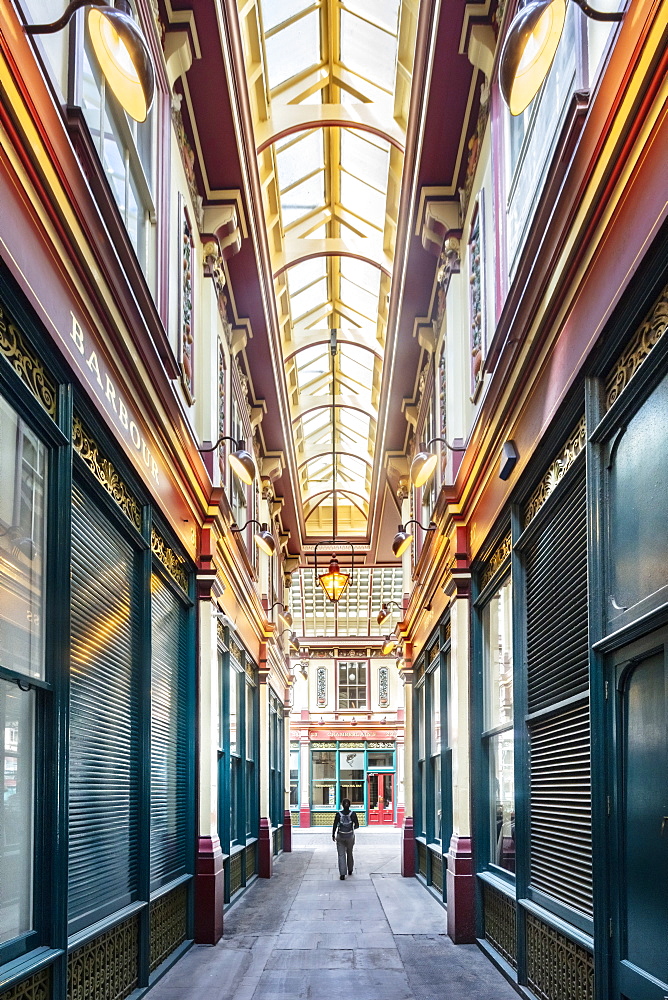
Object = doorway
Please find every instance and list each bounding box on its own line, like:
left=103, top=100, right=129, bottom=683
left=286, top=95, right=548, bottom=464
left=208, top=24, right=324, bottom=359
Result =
left=611, top=631, right=668, bottom=999
left=368, top=773, right=394, bottom=824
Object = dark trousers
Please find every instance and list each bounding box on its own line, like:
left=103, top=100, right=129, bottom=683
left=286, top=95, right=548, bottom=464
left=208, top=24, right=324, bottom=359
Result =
left=336, top=832, right=355, bottom=876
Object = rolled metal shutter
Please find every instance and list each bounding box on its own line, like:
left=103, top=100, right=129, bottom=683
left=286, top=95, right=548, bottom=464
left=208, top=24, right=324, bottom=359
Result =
left=69, top=484, right=141, bottom=931
left=524, top=464, right=592, bottom=917
left=150, top=573, right=188, bottom=889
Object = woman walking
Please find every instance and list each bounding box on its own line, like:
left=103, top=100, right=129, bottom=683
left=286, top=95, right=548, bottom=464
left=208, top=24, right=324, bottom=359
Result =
left=332, top=798, right=359, bottom=879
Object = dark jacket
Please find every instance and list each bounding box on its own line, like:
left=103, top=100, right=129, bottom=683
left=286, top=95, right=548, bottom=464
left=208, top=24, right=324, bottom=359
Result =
left=332, top=809, right=359, bottom=838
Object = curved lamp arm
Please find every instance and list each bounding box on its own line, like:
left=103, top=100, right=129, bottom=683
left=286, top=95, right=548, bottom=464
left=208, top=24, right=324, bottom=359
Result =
left=199, top=434, right=243, bottom=454
left=425, top=436, right=465, bottom=452
left=571, top=0, right=623, bottom=20
left=25, top=0, right=111, bottom=34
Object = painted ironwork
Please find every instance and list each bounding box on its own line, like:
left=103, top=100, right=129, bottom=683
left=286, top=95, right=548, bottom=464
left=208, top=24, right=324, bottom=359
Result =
left=230, top=851, right=243, bottom=895
left=378, top=666, right=389, bottom=707
left=317, top=666, right=327, bottom=707
left=523, top=417, right=586, bottom=527
left=0, top=968, right=50, bottom=1000
left=482, top=882, right=517, bottom=969
left=73, top=415, right=142, bottom=528
left=480, top=532, right=512, bottom=591
left=245, top=841, right=258, bottom=880
left=417, top=840, right=427, bottom=878
left=430, top=848, right=443, bottom=892
left=526, top=913, right=594, bottom=1000
left=0, top=302, right=57, bottom=417
left=180, top=207, right=194, bottom=403
left=151, top=528, right=188, bottom=592
left=67, top=914, right=139, bottom=1000
left=149, top=884, right=188, bottom=973
left=605, top=283, right=668, bottom=410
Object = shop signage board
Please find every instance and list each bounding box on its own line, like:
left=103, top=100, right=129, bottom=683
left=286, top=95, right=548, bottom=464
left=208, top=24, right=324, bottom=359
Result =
left=308, top=730, right=396, bottom=741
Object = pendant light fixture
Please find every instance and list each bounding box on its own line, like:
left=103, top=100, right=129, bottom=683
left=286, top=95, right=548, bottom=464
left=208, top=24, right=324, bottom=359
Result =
left=313, top=540, right=356, bottom=603
left=26, top=0, right=155, bottom=123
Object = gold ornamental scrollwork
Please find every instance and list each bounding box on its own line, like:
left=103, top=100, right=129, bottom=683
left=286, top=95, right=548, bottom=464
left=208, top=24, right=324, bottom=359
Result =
left=523, top=416, right=586, bottom=528
left=151, top=528, right=188, bottom=592
left=480, top=532, right=512, bottom=591
left=605, top=284, right=668, bottom=410
left=73, top=415, right=142, bottom=528
left=0, top=303, right=57, bottom=417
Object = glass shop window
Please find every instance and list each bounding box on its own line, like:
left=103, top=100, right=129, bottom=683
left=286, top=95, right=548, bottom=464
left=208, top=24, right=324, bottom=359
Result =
left=311, top=750, right=336, bottom=807
left=337, top=660, right=367, bottom=709
left=482, top=574, right=515, bottom=874
left=1, top=682, right=35, bottom=945
left=367, top=751, right=393, bottom=769
left=339, top=750, right=364, bottom=809
left=79, top=36, right=157, bottom=285
left=289, top=750, right=299, bottom=807
left=430, top=666, right=442, bottom=842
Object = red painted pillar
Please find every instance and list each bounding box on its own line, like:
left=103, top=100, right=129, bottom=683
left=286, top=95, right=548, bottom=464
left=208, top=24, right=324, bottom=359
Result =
left=299, top=805, right=311, bottom=827
left=195, top=835, right=224, bottom=944
left=283, top=810, right=292, bottom=852
left=259, top=817, right=273, bottom=878
left=446, top=834, right=475, bottom=943
left=401, top=816, right=415, bottom=877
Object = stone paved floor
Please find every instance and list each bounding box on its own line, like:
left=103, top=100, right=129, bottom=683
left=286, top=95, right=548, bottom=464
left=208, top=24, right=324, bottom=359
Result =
left=148, top=829, right=519, bottom=1000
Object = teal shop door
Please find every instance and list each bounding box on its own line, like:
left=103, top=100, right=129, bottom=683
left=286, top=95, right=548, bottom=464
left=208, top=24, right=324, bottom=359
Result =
left=614, top=638, right=668, bottom=1000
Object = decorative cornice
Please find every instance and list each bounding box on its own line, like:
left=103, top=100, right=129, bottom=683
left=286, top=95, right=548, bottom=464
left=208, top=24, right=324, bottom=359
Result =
left=0, top=303, right=56, bottom=417
left=151, top=528, right=188, bottom=591
left=73, top=415, right=141, bottom=528
left=605, top=284, right=668, bottom=411
left=480, top=531, right=512, bottom=591
left=523, top=416, right=586, bottom=528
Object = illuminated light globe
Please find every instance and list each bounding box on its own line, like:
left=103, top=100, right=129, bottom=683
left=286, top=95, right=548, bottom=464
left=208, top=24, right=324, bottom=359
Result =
left=318, top=555, right=350, bottom=602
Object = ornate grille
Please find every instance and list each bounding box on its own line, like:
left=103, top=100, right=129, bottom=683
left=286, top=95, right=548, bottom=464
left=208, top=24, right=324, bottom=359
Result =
left=417, top=841, right=427, bottom=878
left=230, top=851, right=243, bottom=895
left=73, top=416, right=142, bottom=528
left=311, top=811, right=335, bottom=826
left=67, top=914, right=139, bottom=1000
left=339, top=741, right=365, bottom=748
left=526, top=913, right=594, bottom=1000
left=245, top=841, right=257, bottom=880
left=149, top=884, right=188, bottom=973
left=523, top=417, right=586, bottom=527
left=290, top=811, right=299, bottom=826
left=0, top=968, right=50, bottom=1000
left=483, top=882, right=517, bottom=969
left=317, top=666, right=327, bottom=707
left=605, top=282, right=668, bottom=410
left=0, top=303, right=57, bottom=416
left=430, top=849, right=443, bottom=892
left=367, top=741, right=394, bottom=749
left=378, top=666, right=389, bottom=707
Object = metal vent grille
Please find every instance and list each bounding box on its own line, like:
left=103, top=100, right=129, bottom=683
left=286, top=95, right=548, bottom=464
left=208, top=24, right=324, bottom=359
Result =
left=525, top=468, right=588, bottom=713
left=483, top=883, right=517, bottom=969
left=526, top=912, right=594, bottom=1000
left=529, top=701, right=592, bottom=916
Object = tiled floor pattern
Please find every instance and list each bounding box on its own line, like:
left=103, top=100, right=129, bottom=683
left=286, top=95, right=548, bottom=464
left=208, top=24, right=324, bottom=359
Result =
left=148, top=829, right=519, bottom=1000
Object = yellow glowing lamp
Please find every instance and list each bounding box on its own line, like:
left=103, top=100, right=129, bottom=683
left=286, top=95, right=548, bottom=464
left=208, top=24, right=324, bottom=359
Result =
left=499, top=0, right=566, bottom=115
left=318, top=555, right=350, bottom=603
left=392, top=520, right=437, bottom=559
left=381, top=635, right=398, bottom=655
left=410, top=448, right=439, bottom=488
left=227, top=441, right=255, bottom=485
left=88, top=3, right=155, bottom=122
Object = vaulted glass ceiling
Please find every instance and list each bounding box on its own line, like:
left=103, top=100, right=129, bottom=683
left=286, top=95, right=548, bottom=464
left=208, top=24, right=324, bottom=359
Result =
left=237, top=0, right=418, bottom=539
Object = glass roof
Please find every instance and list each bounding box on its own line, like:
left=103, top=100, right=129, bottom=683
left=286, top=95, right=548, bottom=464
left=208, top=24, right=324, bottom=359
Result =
left=238, top=0, right=416, bottom=539
left=291, top=565, right=404, bottom=636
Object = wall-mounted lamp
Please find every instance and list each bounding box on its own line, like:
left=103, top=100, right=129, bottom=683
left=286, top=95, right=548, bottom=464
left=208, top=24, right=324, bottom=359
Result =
left=0, top=525, right=37, bottom=560
left=499, top=0, right=623, bottom=116
left=199, top=435, right=255, bottom=484
left=231, top=520, right=275, bottom=556
left=276, top=628, right=300, bottom=652
left=267, top=601, right=292, bottom=627
left=377, top=601, right=403, bottom=626
left=25, top=0, right=155, bottom=123
left=381, top=634, right=398, bottom=656
left=392, top=519, right=437, bottom=558
left=410, top=437, right=465, bottom=488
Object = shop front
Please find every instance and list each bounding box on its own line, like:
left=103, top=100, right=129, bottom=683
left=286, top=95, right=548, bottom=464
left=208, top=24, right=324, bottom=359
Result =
left=308, top=739, right=398, bottom=827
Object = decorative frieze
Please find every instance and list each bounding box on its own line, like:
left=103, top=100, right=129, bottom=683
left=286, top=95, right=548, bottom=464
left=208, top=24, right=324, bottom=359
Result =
left=526, top=913, right=594, bottom=1000
left=230, top=639, right=242, bottom=663
left=429, top=644, right=440, bottom=664
left=67, top=914, right=139, bottom=1000
left=460, top=83, right=490, bottom=221
left=73, top=415, right=142, bottom=528
left=483, top=882, right=517, bottom=969
left=0, top=968, right=50, bottom=1000
left=468, top=199, right=484, bottom=398
left=523, top=416, right=587, bottom=527
left=151, top=528, right=188, bottom=591
left=149, top=884, right=187, bottom=973
left=605, top=284, right=668, bottom=410
left=480, top=532, right=512, bottom=591
left=171, top=95, right=203, bottom=227
left=0, top=302, right=56, bottom=417
left=179, top=203, right=195, bottom=404
left=378, top=666, right=389, bottom=707
left=316, top=666, right=327, bottom=707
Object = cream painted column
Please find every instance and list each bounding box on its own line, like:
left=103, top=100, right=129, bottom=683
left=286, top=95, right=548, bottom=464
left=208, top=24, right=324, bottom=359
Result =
left=258, top=659, right=272, bottom=877
left=400, top=649, right=415, bottom=876
left=194, top=597, right=224, bottom=943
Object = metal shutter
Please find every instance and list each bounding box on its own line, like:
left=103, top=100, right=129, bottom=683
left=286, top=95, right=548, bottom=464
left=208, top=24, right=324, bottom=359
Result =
left=525, top=468, right=589, bottom=713
left=69, top=484, right=140, bottom=931
left=524, top=463, right=592, bottom=916
left=150, top=573, right=188, bottom=889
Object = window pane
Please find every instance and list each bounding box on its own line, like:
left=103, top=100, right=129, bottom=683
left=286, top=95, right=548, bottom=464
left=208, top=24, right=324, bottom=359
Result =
left=431, top=666, right=441, bottom=753
left=229, top=667, right=238, bottom=755
left=0, top=397, right=47, bottom=679
left=311, top=750, right=336, bottom=779
left=261, top=0, right=315, bottom=32
left=367, top=751, right=393, bottom=768
left=340, top=170, right=386, bottom=228
left=230, top=757, right=239, bottom=841
left=339, top=780, right=363, bottom=809
left=340, top=129, right=390, bottom=194
left=490, top=730, right=515, bottom=872
left=418, top=684, right=425, bottom=759
left=277, top=131, right=324, bottom=191
left=483, top=576, right=513, bottom=730
left=311, top=780, right=337, bottom=806
left=246, top=683, right=254, bottom=759
left=287, top=256, right=327, bottom=295
left=339, top=750, right=364, bottom=779
left=432, top=754, right=441, bottom=841
left=340, top=10, right=397, bottom=92
left=343, top=0, right=400, bottom=31
left=265, top=11, right=321, bottom=90
left=1, top=680, right=35, bottom=944
left=337, top=661, right=367, bottom=709
left=281, top=171, right=326, bottom=227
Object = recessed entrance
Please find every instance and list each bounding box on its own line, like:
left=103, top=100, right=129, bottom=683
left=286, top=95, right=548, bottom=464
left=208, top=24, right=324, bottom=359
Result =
left=368, top=773, right=394, bottom=824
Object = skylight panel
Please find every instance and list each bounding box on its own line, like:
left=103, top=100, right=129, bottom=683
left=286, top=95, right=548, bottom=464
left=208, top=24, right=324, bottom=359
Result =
left=281, top=171, right=326, bottom=227
left=340, top=129, right=390, bottom=193
left=340, top=170, right=386, bottom=228
left=342, top=0, right=401, bottom=33
left=339, top=276, right=379, bottom=321
left=265, top=11, right=321, bottom=90
left=276, top=130, right=323, bottom=190
left=340, top=10, right=398, bottom=94
left=287, top=257, right=327, bottom=295
left=291, top=277, right=329, bottom=320
left=299, top=407, right=331, bottom=434
left=261, top=0, right=316, bottom=32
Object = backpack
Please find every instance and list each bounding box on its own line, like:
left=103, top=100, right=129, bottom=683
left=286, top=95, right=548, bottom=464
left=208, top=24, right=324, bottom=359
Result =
left=338, top=809, right=354, bottom=835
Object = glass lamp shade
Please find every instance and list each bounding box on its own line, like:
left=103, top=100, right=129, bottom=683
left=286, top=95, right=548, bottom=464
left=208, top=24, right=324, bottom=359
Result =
left=318, top=555, right=350, bottom=602
left=253, top=524, right=276, bottom=556
left=377, top=603, right=390, bottom=625
left=381, top=635, right=398, bottom=655
left=289, top=632, right=300, bottom=652
left=278, top=608, right=293, bottom=628
left=392, top=525, right=414, bottom=558
left=228, top=442, right=255, bottom=484
left=87, top=5, right=155, bottom=123
left=410, top=448, right=439, bottom=488
left=499, top=0, right=567, bottom=115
